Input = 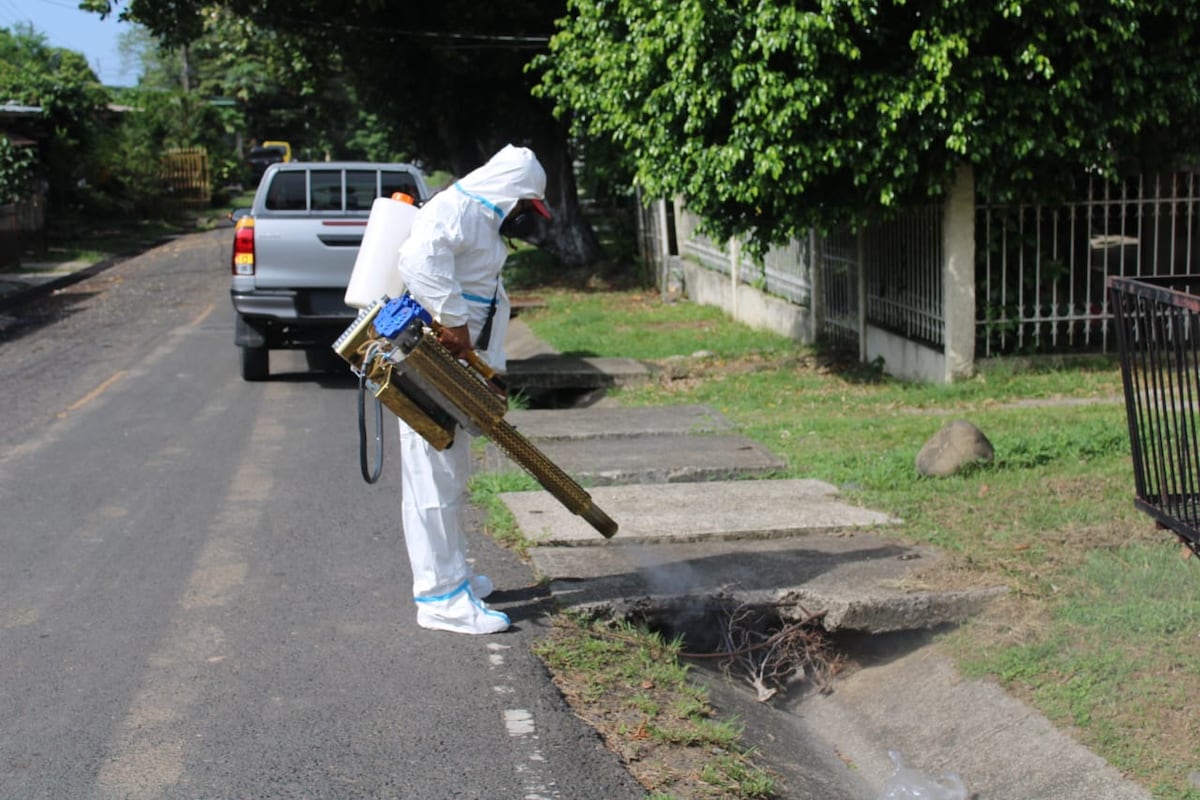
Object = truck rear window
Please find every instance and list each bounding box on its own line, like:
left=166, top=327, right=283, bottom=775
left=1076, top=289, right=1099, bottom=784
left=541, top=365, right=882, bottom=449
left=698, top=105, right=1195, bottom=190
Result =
left=264, top=172, right=307, bottom=211
left=263, top=168, right=422, bottom=212
left=309, top=170, right=343, bottom=211
left=381, top=172, right=420, bottom=200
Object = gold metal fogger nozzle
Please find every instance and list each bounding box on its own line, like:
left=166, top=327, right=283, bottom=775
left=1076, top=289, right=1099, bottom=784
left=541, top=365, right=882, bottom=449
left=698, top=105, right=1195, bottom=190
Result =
left=333, top=297, right=617, bottom=539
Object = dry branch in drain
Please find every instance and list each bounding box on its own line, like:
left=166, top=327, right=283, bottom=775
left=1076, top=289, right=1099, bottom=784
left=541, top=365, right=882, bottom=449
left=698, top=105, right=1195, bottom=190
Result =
left=683, top=601, right=844, bottom=702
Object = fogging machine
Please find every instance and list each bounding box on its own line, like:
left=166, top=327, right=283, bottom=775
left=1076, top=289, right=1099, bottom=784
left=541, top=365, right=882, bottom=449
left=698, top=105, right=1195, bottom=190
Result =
left=332, top=294, right=617, bottom=539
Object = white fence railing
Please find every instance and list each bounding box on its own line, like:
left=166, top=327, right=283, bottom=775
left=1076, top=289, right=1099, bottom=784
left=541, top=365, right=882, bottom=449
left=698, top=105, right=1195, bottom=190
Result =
left=861, top=206, right=944, bottom=348
left=639, top=168, right=1200, bottom=377
left=977, top=172, right=1200, bottom=356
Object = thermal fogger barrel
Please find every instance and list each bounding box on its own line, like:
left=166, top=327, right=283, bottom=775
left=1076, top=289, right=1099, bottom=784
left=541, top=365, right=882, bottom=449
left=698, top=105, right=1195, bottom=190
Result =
left=333, top=296, right=618, bottom=539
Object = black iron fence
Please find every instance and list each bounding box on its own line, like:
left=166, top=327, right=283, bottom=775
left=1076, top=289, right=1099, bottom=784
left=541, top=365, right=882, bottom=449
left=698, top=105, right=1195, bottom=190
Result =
left=1109, top=274, right=1200, bottom=556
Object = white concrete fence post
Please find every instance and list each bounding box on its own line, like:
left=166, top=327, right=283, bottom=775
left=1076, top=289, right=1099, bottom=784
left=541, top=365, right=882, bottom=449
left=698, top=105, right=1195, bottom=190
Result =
left=942, top=164, right=977, bottom=381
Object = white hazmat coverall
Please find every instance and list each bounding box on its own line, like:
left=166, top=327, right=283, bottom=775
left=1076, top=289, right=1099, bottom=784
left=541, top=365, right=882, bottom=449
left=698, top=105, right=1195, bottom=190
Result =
left=395, top=144, right=550, bottom=634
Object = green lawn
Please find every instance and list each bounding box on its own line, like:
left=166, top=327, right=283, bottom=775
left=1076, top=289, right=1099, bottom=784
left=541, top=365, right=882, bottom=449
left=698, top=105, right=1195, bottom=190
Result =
left=515, top=288, right=1200, bottom=800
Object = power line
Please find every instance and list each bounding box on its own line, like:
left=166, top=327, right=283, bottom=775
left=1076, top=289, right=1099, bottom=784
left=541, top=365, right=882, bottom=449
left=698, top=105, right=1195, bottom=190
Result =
left=0, top=0, right=31, bottom=27
left=269, top=12, right=552, bottom=50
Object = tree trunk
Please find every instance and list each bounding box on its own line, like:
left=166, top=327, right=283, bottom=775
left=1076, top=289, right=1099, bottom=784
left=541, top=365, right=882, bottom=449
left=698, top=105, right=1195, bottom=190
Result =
left=534, top=126, right=602, bottom=268
left=431, top=114, right=603, bottom=269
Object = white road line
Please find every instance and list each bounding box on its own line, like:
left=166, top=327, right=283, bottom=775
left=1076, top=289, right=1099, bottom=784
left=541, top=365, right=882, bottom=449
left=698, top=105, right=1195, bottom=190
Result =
left=488, top=643, right=561, bottom=799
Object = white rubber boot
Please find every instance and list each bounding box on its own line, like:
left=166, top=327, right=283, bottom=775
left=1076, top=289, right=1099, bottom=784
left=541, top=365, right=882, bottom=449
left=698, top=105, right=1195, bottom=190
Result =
left=415, top=580, right=510, bottom=635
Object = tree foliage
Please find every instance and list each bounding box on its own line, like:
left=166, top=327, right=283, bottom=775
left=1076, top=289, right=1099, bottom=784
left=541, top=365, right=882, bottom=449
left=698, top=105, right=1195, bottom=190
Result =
left=536, top=0, right=1200, bottom=254
left=0, top=135, right=36, bottom=204
left=84, top=0, right=609, bottom=266
left=0, top=24, right=111, bottom=206
left=83, top=5, right=425, bottom=192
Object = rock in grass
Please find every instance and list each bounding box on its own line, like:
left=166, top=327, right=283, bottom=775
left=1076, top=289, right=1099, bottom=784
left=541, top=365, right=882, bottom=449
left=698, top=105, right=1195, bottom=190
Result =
left=916, top=419, right=995, bottom=477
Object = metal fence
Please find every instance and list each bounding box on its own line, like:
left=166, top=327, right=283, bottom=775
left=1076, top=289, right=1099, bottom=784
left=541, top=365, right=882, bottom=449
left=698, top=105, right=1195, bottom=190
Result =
left=668, top=204, right=943, bottom=356
left=813, top=206, right=945, bottom=354
left=676, top=210, right=758, bottom=285
left=1109, top=274, right=1200, bottom=556
left=650, top=169, right=1200, bottom=376
left=979, top=172, right=1200, bottom=357
left=861, top=205, right=944, bottom=348
left=799, top=170, right=1200, bottom=361
left=816, top=228, right=860, bottom=353
left=160, top=146, right=211, bottom=206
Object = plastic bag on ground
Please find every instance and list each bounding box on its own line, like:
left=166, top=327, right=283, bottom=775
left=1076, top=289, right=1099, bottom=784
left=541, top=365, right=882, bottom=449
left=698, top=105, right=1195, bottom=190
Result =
left=877, top=750, right=968, bottom=800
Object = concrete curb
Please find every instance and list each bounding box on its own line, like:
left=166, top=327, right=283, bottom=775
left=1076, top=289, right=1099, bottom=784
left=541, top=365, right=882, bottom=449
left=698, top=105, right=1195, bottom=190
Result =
left=0, top=256, right=120, bottom=313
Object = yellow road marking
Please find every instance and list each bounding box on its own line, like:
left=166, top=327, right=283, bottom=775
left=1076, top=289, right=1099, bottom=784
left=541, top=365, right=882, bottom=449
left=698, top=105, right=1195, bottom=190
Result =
left=57, top=304, right=212, bottom=418
left=189, top=303, right=214, bottom=327
left=62, top=370, right=128, bottom=415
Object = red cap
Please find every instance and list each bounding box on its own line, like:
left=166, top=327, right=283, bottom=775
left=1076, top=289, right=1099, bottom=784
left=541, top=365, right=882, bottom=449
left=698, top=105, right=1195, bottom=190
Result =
left=529, top=198, right=552, bottom=220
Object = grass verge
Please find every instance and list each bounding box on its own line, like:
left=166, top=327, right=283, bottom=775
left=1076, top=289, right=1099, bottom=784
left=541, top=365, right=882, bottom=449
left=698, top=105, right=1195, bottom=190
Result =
left=535, top=614, right=777, bottom=799
left=495, top=287, right=1200, bottom=800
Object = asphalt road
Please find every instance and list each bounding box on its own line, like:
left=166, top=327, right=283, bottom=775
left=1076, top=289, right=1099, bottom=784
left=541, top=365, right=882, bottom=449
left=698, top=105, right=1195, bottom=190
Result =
left=0, top=228, right=643, bottom=799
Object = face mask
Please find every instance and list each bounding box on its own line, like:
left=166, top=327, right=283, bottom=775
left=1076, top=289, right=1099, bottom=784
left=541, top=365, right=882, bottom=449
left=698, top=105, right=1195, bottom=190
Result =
left=499, top=209, right=538, bottom=241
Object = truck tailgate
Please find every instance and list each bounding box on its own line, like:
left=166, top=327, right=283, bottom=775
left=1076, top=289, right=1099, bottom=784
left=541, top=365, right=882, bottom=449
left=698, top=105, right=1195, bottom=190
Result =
left=252, top=217, right=369, bottom=289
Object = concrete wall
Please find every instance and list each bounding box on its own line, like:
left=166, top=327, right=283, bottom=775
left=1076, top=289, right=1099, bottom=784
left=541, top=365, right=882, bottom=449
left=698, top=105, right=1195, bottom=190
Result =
left=666, top=167, right=979, bottom=384
left=683, top=255, right=948, bottom=382
left=681, top=259, right=812, bottom=343
left=864, top=325, right=946, bottom=382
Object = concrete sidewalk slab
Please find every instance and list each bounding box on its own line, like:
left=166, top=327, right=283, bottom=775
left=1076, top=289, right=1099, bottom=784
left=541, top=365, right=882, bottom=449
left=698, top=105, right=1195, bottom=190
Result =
left=527, top=533, right=1004, bottom=633
left=505, top=353, right=652, bottom=391
left=502, top=475, right=1003, bottom=633
left=501, top=479, right=896, bottom=546
left=484, top=433, right=786, bottom=484
left=505, top=404, right=732, bottom=441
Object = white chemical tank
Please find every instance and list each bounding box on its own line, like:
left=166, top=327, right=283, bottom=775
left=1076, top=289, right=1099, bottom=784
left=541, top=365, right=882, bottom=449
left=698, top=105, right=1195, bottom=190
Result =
left=344, top=193, right=418, bottom=309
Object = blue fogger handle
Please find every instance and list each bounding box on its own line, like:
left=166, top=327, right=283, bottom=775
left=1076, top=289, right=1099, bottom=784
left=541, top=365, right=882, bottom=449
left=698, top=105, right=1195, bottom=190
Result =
left=372, top=294, right=432, bottom=340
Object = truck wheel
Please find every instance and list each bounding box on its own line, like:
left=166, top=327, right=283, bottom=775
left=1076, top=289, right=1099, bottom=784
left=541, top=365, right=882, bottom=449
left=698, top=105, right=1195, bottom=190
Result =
left=241, top=345, right=269, bottom=381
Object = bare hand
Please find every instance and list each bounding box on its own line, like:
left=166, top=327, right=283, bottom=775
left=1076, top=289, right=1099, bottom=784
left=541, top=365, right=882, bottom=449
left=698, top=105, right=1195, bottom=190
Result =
left=437, top=324, right=472, bottom=359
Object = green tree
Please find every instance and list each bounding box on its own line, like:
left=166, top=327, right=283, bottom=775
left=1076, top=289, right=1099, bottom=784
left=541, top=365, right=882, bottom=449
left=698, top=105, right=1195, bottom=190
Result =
left=0, top=135, right=36, bottom=204
left=0, top=24, right=111, bottom=207
left=103, top=8, right=389, bottom=190
left=84, top=0, right=608, bottom=267
left=180, top=8, right=360, bottom=164
left=536, top=0, right=1200, bottom=255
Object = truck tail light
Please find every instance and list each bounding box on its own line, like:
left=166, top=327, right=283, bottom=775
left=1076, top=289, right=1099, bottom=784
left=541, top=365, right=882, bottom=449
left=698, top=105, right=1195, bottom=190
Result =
left=232, top=217, right=256, bottom=275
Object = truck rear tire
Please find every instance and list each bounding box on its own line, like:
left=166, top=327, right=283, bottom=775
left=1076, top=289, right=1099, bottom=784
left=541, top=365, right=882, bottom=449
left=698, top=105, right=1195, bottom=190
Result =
left=241, top=345, right=269, bottom=381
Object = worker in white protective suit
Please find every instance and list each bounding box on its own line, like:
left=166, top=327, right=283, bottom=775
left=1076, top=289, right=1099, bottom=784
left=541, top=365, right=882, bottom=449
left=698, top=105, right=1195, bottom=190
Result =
left=394, top=144, right=552, bottom=634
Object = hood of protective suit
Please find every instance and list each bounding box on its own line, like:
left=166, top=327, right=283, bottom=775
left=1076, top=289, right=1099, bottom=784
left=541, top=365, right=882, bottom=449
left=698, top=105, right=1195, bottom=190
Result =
left=455, top=144, right=547, bottom=221
left=396, top=144, right=548, bottom=368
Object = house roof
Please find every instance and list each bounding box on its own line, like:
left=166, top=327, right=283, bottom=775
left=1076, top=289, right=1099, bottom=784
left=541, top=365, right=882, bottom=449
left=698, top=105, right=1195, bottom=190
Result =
left=0, top=103, right=43, bottom=116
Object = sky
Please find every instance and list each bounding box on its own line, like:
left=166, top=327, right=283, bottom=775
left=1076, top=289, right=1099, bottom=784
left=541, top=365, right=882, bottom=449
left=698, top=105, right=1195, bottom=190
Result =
left=1, top=0, right=140, bottom=86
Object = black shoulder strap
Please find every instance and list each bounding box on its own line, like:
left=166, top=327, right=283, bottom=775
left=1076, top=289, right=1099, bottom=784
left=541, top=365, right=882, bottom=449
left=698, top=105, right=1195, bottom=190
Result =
left=474, top=280, right=501, bottom=350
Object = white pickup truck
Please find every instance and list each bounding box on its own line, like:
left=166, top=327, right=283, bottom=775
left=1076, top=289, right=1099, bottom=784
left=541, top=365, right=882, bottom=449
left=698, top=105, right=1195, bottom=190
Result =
left=230, top=161, right=430, bottom=380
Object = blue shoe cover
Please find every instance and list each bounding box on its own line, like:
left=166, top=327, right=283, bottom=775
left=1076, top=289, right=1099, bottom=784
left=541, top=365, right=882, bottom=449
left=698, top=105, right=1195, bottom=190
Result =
left=416, top=580, right=509, bottom=634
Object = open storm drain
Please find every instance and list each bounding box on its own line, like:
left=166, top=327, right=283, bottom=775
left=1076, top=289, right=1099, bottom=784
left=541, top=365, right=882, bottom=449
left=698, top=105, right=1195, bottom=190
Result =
left=635, top=598, right=846, bottom=703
